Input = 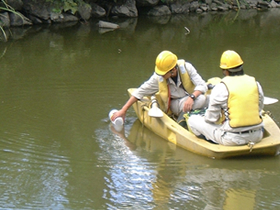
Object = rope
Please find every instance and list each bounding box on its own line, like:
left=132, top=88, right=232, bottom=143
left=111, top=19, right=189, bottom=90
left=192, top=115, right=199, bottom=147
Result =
left=248, top=141, right=255, bottom=152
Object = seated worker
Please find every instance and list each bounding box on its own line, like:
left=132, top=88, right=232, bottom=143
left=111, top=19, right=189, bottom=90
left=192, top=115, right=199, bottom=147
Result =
left=111, top=50, right=208, bottom=122
left=188, top=50, right=264, bottom=146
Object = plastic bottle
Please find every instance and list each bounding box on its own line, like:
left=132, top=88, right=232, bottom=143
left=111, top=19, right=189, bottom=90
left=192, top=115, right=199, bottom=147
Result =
left=109, top=109, right=124, bottom=127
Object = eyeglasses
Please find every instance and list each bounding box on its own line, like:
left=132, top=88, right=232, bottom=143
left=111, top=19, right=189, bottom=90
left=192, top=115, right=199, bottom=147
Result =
left=167, top=65, right=178, bottom=75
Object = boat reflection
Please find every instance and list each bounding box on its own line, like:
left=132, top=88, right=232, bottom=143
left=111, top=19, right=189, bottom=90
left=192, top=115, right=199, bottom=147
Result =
left=107, top=119, right=278, bottom=209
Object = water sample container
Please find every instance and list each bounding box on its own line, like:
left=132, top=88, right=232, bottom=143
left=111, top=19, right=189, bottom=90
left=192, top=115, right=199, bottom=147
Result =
left=109, top=109, right=124, bottom=127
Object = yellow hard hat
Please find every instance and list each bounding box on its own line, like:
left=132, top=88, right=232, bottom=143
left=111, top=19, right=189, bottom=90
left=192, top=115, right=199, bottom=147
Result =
left=220, top=50, right=244, bottom=70
left=155, top=51, right=178, bottom=75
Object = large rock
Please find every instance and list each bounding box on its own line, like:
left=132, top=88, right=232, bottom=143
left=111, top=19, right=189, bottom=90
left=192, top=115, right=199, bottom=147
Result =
left=136, top=0, right=160, bottom=6
left=22, top=0, right=50, bottom=21
left=170, top=2, right=190, bottom=14
left=51, top=13, right=78, bottom=23
left=78, top=2, right=92, bottom=20
left=270, top=0, right=280, bottom=7
left=111, top=0, right=138, bottom=17
left=9, top=12, right=32, bottom=26
left=22, top=0, right=78, bottom=23
left=90, top=3, right=106, bottom=17
left=1, top=0, right=280, bottom=29
left=147, top=5, right=171, bottom=16
left=189, top=1, right=200, bottom=12
left=0, top=12, right=10, bottom=28
left=6, top=0, right=23, bottom=10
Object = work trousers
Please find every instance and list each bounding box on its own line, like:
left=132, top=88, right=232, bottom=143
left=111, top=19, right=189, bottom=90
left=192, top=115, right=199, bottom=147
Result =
left=188, top=115, right=263, bottom=146
left=170, top=94, right=208, bottom=116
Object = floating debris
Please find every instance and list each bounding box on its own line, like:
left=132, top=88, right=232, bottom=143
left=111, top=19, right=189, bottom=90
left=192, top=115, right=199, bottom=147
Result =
left=184, top=26, right=190, bottom=35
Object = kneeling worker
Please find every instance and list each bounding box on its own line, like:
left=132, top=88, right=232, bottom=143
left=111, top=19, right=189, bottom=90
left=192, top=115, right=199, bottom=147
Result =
left=188, top=50, right=264, bottom=146
left=111, top=50, right=208, bottom=122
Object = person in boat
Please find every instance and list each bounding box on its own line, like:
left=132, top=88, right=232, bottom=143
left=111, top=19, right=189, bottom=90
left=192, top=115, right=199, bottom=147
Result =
left=188, top=50, right=264, bottom=146
left=111, top=50, right=208, bottom=122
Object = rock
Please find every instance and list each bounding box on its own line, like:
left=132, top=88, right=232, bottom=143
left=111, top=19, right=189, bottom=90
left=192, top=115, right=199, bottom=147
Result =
left=257, top=0, right=270, bottom=9
left=210, top=3, right=218, bottom=10
left=170, top=2, right=189, bottom=14
left=196, top=8, right=203, bottom=13
left=0, top=12, right=10, bottom=28
left=9, top=12, right=32, bottom=26
left=22, top=0, right=50, bottom=21
left=26, top=14, right=43, bottom=24
left=22, top=0, right=79, bottom=23
left=6, top=0, right=23, bottom=10
left=200, top=4, right=209, bottom=12
left=213, top=0, right=224, bottom=6
left=147, top=5, right=171, bottom=16
left=90, top=3, right=106, bottom=17
left=51, top=13, right=78, bottom=23
left=111, top=0, right=138, bottom=17
left=217, top=6, right=229, bottom=11
left=189, top=1, right=200, bottom=12
left=0, top=0, right=280, bottom=30
left=78, top=2, right=92, bottom=20
left=98, top=20, right=120, bottom=29
left=270, top=0, right=279, bottom=8
left=136, top=0, right=160, bottom=6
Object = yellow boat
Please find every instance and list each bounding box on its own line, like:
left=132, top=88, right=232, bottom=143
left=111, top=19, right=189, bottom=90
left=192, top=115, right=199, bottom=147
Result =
left=127, top=88, right=280, bottom=159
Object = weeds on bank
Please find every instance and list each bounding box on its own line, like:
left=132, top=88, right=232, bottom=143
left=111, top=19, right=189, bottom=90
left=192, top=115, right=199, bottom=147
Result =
left=46, top=0, right=80, bottom=14
left=0, top=0, right=24, bottom=42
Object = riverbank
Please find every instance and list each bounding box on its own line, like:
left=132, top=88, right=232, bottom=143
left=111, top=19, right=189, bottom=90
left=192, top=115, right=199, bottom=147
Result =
left=1, top=0, right=280, bottom=41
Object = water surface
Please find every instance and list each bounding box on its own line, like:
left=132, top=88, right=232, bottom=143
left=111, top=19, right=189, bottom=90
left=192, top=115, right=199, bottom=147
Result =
left=0, top=9, right=280, bottom=209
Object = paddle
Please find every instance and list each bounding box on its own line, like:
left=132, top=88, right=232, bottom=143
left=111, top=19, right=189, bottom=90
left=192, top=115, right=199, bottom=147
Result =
left=148, top=96, right=163, bottom=118
left=264, top=96, right=278, bottom=105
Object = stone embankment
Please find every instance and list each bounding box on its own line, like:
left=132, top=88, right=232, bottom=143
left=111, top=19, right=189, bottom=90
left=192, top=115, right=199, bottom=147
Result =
left=1, top=0, right=280, bottom=29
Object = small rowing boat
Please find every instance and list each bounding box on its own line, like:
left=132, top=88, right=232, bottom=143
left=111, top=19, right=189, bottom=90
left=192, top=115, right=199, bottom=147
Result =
left=127, top=86, right=280, bottom=159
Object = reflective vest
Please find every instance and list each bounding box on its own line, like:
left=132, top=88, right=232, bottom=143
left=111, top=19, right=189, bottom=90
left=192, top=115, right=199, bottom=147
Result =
left=222, top=75, right=262, bottom=128
left=155, top=59, right=195, bottom=113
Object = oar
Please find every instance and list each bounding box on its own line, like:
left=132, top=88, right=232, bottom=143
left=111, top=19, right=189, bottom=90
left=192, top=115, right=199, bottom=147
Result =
left=264, top=96, right=278, bottom=105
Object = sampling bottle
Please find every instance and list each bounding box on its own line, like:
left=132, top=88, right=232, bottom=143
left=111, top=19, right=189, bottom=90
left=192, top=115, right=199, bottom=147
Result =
left=109, top=109, right=124, bottom=127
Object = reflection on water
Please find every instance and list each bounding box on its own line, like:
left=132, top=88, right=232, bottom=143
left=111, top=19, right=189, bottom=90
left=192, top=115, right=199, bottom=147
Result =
left=0, top=131, right=70, bottom=208
left=98, top=119, right=280, bottom=209
left=0, top=9, right=280, bottom=209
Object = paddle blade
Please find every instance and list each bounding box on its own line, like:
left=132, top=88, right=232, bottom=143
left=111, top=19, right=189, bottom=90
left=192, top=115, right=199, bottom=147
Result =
left=264, top=96, right=278, bottom=105
left=148, top=106, right=163, bottom=118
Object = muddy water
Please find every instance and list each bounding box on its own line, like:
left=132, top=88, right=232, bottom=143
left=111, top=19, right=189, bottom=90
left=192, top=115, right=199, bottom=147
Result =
left=0, top=9, right=280, bottom=209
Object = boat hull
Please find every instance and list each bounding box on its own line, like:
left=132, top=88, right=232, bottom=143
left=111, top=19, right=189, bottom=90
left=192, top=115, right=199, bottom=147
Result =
left=128, top=88, right=280, bottom=159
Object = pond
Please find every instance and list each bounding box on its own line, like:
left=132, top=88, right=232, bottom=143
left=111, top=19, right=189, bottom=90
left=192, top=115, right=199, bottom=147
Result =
left=0, top=9, right=280, bottom=209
